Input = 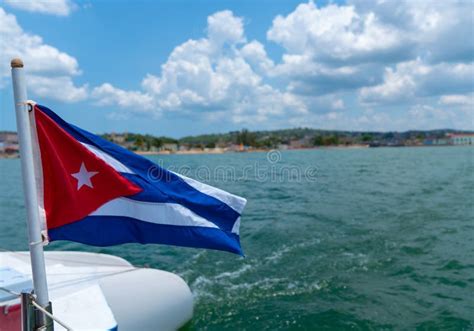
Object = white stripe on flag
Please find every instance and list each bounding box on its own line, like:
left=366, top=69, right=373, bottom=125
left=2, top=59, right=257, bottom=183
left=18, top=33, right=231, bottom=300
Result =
left=81, top=143, right=134, bottom=174
left=232, top=217, right=241, bottom=234
left=89, top=197, right=221, bottom=230
left=172, top=172, right=247, bottom=214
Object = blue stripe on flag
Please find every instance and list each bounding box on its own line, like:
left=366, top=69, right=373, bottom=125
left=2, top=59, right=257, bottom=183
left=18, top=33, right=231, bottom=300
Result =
left=48, top=216, right=243, bottom=255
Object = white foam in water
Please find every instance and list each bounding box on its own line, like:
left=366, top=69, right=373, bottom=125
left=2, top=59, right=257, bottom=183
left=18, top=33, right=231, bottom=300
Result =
left=214, top=264, right=251, bottom=280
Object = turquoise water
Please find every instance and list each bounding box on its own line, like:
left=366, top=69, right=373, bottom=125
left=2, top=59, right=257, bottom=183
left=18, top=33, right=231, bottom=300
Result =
left=1, top=147, right=473, bottom=330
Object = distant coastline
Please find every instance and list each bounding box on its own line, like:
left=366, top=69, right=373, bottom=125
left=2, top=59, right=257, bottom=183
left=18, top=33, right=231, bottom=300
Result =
left=134, top=144, right=373, bottom=156
left=1, top=128, right=473, bottom=159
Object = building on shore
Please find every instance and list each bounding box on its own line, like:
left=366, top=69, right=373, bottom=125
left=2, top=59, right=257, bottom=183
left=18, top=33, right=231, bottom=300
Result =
left=289, top=137, right=313, bottom=149
left=0, top=132, right=18, bottom=144
left=448, top=133, right=474, bottom=145
left=109, top=132, right=126, bottom=144
left=0, top=142, right=19, bottom=157
left=161, top=143, right=179, bottom=152
left=0, top=132, right=19, bottom=157
left=424, top=137, right=450, bottom=146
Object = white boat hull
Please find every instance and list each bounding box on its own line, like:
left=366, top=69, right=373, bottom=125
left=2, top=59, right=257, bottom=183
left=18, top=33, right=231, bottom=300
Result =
left=0, top=251, right=193, bottom=331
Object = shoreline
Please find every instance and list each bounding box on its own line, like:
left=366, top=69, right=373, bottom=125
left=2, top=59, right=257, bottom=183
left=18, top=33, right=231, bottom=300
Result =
left=135, top=145, right=371, bottom=156
left=1, top=144, right=472, bottom=159
left=134, top=144, right=469, bottom=155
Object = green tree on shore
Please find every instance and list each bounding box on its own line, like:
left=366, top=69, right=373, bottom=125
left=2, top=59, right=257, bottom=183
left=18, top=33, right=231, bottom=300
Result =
left=237, top=129, right=256, bottom=146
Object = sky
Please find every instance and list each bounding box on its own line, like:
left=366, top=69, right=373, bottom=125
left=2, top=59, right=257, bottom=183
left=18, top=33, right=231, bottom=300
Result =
left=0, top=0, right=473, bottom=138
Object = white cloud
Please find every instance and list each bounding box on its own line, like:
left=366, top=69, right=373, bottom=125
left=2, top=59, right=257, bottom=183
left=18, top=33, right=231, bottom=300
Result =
left=265, top=1, right=409, bottom=97
left=331, top=99, right=345, bottom=110
left=407, top=104, right=472, bottom=130
left=267, top=0, right=473, bottom=106
left=93, top=10, right=305, bottom=124
left=240, top=40, right=274, bottom=74
left=4, top=0, right=75, bottom=16
left=0, top=8, right=79, bottom=77
left=90, top=4, right=473, bottom=130
left=28, top=75, right=87, bottom=103
left=287, top=104, right=474, bottom=132
left=0, top=7, right=86, bottom=102
left=350, top=0, right=474, bottom=63
left=267, top=2, right=406, bottom=63
left=207, top=10, right=245, bottom=46
left=439, top=94, right=474, bottom=106
left=278, top=59, right=382, bottom=95
left=92, top=83, right=154, bottom=111
left=360, top=60, right=474, bottom=104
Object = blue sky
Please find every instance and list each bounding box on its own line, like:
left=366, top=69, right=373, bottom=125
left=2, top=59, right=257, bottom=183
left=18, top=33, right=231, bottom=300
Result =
left=1, top=0, right=472, bottom=137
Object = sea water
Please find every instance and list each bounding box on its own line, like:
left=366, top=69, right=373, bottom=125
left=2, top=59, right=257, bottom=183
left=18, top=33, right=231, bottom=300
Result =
left=1, top=146, right=473, bottom=330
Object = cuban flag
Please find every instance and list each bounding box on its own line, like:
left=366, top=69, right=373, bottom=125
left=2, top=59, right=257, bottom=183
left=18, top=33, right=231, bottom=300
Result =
left=30, top=104, right=246, bottom=255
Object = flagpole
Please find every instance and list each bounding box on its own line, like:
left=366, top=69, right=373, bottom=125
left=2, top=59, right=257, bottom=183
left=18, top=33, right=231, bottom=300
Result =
left=11, top=58, right=51, bottom=328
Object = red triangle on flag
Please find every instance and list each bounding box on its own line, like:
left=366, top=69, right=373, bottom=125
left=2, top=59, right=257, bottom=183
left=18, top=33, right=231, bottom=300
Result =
left=34, top=106, right=142, bottom=230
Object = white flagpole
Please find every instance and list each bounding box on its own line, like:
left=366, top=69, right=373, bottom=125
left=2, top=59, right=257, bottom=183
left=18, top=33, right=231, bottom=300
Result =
left=11, top=58, right=51, bottom=325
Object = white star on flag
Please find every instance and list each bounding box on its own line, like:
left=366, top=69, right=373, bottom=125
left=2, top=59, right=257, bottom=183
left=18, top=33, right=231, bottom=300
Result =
left=71, top=162, right=99, bottom=190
